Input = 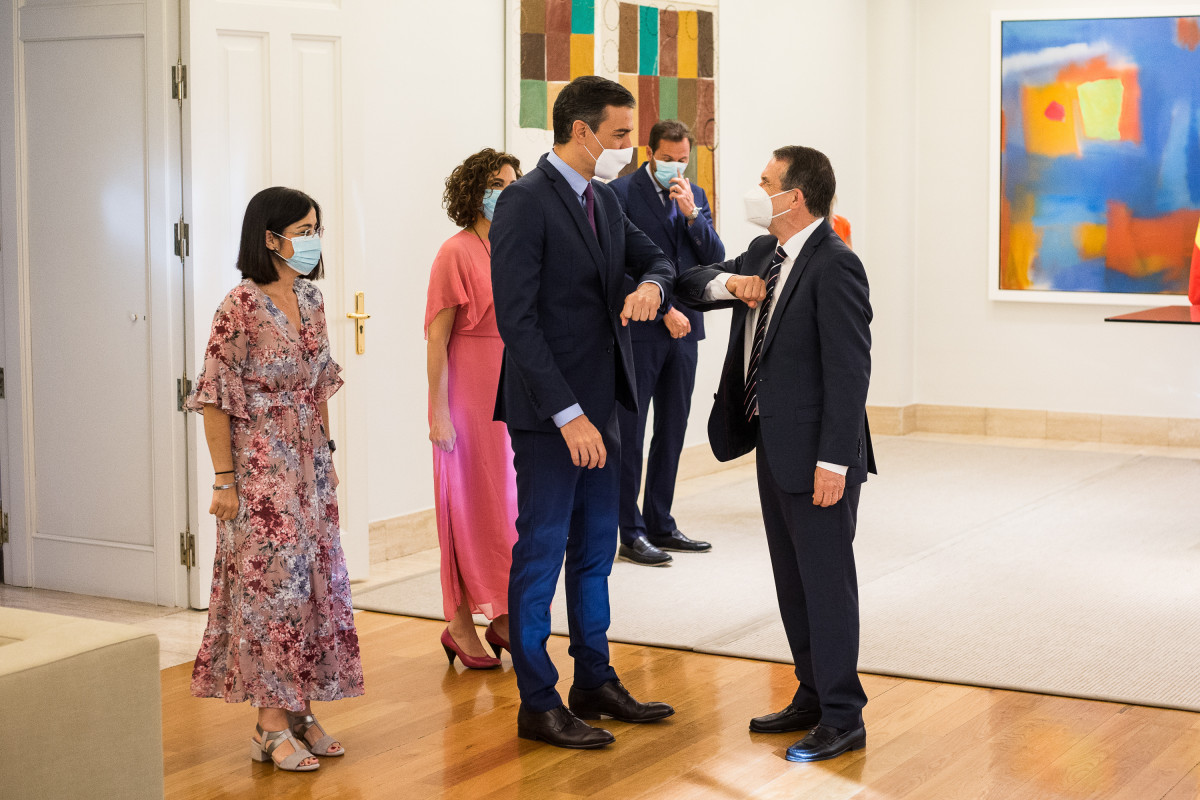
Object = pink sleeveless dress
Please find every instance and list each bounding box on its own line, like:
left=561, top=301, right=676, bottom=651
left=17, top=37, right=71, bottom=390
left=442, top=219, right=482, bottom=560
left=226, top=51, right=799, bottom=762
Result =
left=425, top=230, right=518, bottom=621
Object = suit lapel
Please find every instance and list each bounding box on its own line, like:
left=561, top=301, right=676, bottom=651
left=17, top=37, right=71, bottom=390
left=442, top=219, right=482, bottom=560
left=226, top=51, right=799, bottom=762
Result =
left=633, top=168, right=676, bottom=242
left=540, top=158, right=606, bottom=271
left=763, top=222, right=830, bottom=354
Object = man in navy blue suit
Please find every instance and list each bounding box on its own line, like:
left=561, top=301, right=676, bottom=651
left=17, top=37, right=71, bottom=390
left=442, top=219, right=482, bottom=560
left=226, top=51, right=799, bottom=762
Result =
left=676, top=146, right=875, bottom=763
left=490, top=76, right=677, bottom=749
left=609, top=120, right=725, bottom=566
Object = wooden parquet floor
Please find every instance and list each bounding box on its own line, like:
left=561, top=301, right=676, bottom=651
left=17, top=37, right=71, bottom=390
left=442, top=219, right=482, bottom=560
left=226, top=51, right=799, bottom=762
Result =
left=162, top=612, right=1200, bottom=799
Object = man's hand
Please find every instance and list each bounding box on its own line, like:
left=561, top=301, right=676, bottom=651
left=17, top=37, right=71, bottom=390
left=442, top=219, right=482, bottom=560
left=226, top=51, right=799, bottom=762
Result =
left=813, top=466, right=845, bottom=507
left=621, top=281, right=661, bottom=326
left=725, top=275, right=767, bottom=308
left=668, top=176, right=696, bottom=220
left=560, top=414, right=607, bottom=469
left=663, top=307, right=691, bottom=339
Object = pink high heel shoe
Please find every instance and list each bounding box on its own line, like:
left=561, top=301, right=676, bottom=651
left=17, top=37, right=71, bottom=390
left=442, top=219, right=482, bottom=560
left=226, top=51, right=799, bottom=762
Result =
left=441, top=627, right=501, bottom=669
left=485, top=623, right=511, bottom=658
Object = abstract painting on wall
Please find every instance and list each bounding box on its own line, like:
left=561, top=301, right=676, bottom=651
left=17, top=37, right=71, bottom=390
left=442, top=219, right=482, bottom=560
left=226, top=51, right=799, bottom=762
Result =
left=506, top=0, right=718, bottom=217
left=992, top=12, right=1200, bottom=302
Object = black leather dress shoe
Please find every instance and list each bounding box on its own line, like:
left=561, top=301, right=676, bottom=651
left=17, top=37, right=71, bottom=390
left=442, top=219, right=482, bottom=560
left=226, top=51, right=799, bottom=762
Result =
left=568, top=679, right=675, bottom=723
left=749, top=703, right=821, bottom=733
left=617, top=534, right=672, bottom=566
left=516, top=704, right=615, bottom=749
left=647, top=529, right=712, bottom=553
left=785, top=724, right=866, bottom=762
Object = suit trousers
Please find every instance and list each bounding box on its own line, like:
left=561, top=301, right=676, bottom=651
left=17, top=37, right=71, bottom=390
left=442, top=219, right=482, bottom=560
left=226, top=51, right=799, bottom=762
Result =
left=507, top=422, right=621, bottom=712
left=617, top=336, right=699, bottom=544
left=756, top=431, right=867, bottom=731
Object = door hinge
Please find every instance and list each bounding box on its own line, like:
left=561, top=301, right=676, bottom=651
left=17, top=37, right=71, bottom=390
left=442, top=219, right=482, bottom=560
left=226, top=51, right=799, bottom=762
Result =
left=174, top=215, right=190, bottom=259
left=1, top=508, right=9, bottom=546
left=172, top=61, right=188, bottom=107
left=179, top=528, right=196, bottom=568
left=177, top=375, right=193, bottom=411
left=0, top=366, right=5, bottom=399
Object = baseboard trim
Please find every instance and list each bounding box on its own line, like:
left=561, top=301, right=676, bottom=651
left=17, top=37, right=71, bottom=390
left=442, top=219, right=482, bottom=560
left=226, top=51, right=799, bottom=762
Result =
left=368, top=508, right=437, bottom=566
left=868, top=404, right=1200, bottom=447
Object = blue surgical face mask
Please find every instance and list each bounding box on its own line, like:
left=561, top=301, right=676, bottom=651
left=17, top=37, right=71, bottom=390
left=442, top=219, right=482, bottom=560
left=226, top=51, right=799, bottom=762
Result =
left=653, top=160, right=686, bottom=189
left=272, top=232, right=322, bottom=275
left=481, top=188, right=501, bottom=221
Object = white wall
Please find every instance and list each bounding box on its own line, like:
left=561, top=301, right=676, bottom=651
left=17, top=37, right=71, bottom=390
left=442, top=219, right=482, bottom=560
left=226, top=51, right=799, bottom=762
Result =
left=362, top=2, right=506, bottom=523
left=689, top=0, right=871, bottom=443
left=911, top=0, right=1200, bottom=417
left=364, top=0, right=872, bottom=523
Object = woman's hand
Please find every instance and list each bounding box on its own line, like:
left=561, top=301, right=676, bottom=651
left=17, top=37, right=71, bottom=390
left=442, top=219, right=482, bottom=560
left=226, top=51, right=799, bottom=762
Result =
left=430, top=413, right=457, bottom=452
left=210, top=487, right=238, bottom=521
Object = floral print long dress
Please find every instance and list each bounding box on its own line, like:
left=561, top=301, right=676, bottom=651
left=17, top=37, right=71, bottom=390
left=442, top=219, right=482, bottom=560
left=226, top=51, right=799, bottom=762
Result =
left=186, top=277, right=363, bottom=712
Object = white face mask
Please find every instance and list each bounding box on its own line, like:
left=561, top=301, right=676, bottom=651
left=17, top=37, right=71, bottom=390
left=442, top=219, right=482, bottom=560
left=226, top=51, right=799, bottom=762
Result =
left=744, top=185, right=794, bottom=228
left=583, top=125, right=634, bottom=181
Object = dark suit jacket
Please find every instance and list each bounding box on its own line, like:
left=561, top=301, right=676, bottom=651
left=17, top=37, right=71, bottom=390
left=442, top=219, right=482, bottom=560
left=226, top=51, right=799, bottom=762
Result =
left=608, top=167, right=724, bottom=343
left=490, top=154, right=675, bottom=433
left=676, top=221, right=876, bottom=494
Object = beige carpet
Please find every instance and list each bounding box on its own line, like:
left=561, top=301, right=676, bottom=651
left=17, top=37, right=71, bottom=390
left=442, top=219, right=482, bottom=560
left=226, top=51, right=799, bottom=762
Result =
left=353, top=438, right=1200, bottom=712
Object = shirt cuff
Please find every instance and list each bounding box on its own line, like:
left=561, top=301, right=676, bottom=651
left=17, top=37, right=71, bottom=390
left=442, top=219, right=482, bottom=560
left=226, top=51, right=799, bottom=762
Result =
left=816, top=461, right=848, bottom=476
left=638, top=279, right=665, bottom=305
left=703, top=273, right=737, bottom=301
left=552, top=404, right=584, bottom=427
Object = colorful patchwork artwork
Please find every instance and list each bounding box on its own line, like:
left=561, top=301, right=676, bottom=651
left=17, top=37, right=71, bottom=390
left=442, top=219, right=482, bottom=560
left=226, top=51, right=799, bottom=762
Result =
left=613, top=3, right=718, bottom=215
left=519, top=0, right=596, bottom=130
left=998, top=15, right=1200, bottom=295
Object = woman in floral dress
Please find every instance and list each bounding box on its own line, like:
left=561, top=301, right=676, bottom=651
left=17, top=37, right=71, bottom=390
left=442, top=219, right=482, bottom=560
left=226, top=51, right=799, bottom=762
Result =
left=188, top=186, right=363, bottom=773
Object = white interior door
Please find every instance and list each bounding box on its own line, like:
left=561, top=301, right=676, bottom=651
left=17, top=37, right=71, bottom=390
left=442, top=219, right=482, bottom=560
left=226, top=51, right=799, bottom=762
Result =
left=0, top=0, right=186, bottom=604
left=184, top=0, right=369, bottom=606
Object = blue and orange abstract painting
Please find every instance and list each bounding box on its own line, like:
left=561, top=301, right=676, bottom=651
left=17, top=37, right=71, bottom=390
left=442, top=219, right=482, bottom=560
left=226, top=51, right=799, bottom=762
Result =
left=999, top=15, right=1200, bottom=294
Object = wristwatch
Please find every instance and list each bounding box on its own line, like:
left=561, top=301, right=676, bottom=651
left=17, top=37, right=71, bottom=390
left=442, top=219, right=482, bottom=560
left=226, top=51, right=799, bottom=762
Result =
left=686, top=206, right=701, bottom=221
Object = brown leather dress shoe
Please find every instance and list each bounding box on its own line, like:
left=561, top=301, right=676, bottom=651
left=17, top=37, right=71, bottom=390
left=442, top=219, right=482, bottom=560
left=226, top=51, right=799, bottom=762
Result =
left=516, top=705, right=615, bottom=749
left=785, top=724, right=866, bottom=762
left=749, top=703, right=821, bottom=733
left=568, top=679, right=675, bottom=723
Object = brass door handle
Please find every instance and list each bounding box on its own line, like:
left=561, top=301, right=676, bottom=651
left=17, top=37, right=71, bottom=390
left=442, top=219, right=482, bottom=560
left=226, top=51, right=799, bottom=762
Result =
left=346, top=292, right=369, bottom=354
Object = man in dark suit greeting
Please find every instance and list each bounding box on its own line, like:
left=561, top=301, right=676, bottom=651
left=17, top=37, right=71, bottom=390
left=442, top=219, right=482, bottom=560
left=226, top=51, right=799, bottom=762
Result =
left=676, top=146, right=875, bottom=763
left=490, top=76, right=677, bottom=750
left=609, top=120, right=726, bottom=567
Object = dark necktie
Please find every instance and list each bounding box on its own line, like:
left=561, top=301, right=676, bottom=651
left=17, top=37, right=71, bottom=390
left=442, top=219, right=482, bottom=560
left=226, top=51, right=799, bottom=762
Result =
left=744, top=245, right=788, bottom=421
left=583, top=183, right=596, bottom=234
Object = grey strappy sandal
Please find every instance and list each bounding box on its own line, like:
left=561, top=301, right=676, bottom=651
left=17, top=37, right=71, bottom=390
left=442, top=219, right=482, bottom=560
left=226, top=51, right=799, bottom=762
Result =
left=287, top=713, right=345, bottom=757
left=250, top=724, right=320, bottom=772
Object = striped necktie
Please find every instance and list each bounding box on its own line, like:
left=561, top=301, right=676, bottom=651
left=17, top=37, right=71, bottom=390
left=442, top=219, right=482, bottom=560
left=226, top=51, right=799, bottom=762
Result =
left=743, top=245, right=788, bottom=421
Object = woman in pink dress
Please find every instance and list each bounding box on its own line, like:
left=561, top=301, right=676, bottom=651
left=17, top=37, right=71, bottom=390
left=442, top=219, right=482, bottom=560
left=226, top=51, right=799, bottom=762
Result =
left=188, top=187, right=362, bottom=772
left=426, top=149, right=522, bottom=669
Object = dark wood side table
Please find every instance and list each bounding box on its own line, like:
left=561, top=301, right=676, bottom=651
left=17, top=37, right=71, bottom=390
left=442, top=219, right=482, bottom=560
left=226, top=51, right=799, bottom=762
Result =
left=1104, top=305, right=1200, bottom=325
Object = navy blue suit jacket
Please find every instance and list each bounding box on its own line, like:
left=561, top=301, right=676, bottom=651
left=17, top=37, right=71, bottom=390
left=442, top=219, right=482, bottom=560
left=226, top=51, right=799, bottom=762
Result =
left=676, top=222, right=876, bottom=494
left=490, top=154, right=675, bottom=433
left=608, top=167, right=724, bottom=343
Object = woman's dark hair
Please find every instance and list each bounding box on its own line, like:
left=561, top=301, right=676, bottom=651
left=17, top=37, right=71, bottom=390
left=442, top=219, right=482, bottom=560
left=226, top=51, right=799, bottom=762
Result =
left=443, top=149, right=523, bottom=229
left=237, top=186, right=323, bottom=283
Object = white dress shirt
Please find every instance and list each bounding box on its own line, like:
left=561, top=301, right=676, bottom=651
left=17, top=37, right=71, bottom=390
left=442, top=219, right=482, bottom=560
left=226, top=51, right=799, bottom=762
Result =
left=702, top=217, right=847, bottom=476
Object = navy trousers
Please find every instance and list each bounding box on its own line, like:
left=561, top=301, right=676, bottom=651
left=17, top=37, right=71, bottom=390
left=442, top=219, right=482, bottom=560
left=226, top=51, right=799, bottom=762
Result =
left=756, top=433, right=867, bottom=731
left=507, top=420, right=621, bottom=712
left=617, top=336, right=698, bottom=545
